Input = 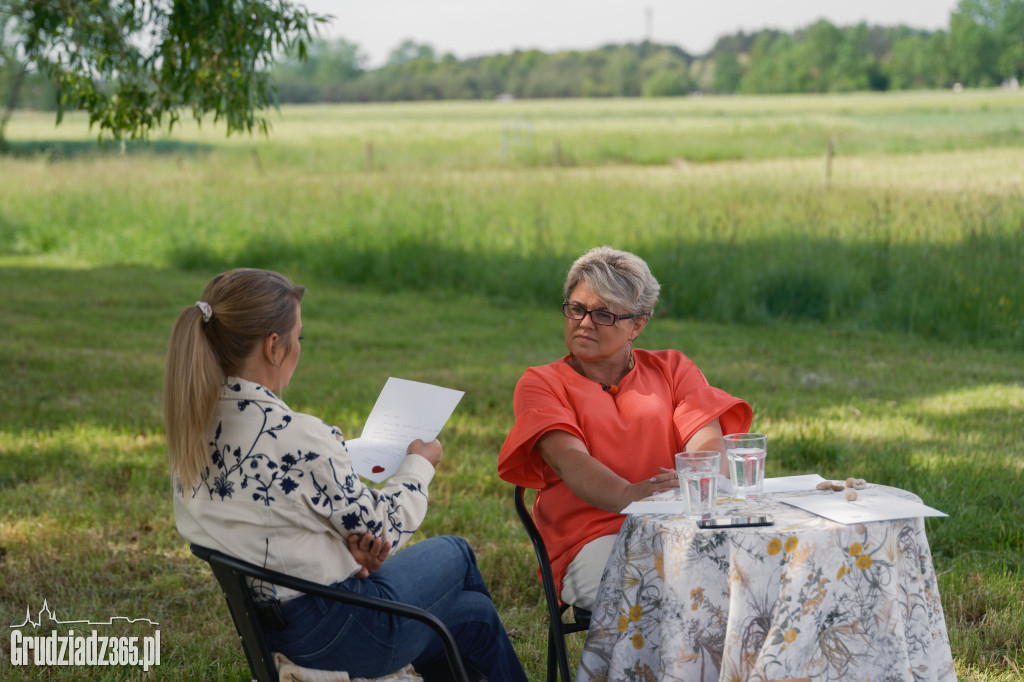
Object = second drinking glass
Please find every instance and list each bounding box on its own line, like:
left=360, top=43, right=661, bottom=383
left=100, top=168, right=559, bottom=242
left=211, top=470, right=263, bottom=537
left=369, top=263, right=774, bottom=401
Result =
left=724, top=433, right=768, bottom=499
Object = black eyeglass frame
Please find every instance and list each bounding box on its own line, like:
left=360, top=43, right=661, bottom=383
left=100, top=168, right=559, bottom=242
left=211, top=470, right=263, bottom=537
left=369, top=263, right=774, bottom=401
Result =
left=562, top=302, right=639, bottom=326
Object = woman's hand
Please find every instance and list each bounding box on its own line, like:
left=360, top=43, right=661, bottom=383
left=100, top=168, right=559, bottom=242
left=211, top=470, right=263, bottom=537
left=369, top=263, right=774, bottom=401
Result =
left=347, top=533, right=393, bottom=578
left=407, top=438, right=443, bottom=468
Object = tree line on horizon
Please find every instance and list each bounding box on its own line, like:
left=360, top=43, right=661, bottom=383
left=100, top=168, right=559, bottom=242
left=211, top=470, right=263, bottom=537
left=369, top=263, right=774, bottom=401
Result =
left=269, top=0, right=1023, bottom=103
left=0, top=0, right=1020, bottom=147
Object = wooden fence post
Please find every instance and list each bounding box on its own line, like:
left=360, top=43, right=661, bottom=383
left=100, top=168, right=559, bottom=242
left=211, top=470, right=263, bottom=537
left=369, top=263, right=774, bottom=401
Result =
left=825, top=137, right=834, bottom=188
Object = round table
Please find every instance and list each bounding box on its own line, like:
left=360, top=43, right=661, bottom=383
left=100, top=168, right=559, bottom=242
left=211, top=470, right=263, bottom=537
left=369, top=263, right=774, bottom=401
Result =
left=576, top=486, right=956, bottom=682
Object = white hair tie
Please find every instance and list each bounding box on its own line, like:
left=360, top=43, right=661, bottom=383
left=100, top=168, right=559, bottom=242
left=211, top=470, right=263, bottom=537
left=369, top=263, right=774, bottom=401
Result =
left=195, top=301, right=213, bottom=323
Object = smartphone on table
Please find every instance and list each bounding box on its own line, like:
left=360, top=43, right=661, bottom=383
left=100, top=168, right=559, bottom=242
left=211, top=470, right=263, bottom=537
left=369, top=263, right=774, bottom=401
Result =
left=698, top=515, right=773, bottom=529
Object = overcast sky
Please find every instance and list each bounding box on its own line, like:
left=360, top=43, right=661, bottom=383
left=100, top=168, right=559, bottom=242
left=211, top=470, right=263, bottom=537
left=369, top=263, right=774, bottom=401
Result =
left=298, top=1, right=960, bottom=68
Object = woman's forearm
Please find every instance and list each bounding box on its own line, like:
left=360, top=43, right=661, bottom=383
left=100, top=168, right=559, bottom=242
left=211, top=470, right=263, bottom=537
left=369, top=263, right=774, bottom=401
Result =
left=537, top=430, right=676, bottom=512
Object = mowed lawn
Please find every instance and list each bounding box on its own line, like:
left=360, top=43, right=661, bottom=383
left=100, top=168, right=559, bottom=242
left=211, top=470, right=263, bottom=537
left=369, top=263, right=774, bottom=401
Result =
left=0, top=92, right=1022, bottom=680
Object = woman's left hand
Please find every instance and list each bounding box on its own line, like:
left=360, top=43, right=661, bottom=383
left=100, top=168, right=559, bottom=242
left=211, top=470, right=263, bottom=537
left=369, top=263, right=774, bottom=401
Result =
left=347, top=533, right=393, bottom=578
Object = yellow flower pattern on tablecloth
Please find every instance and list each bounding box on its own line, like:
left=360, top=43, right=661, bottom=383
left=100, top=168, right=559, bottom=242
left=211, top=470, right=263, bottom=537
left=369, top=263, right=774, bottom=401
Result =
left=690, top=586, right=704, bottom=611
left=627, top=661, right=656, bottom=682
left=800, top=576, right=829, bottom=616
left=577, top=488, right=956, bottom=682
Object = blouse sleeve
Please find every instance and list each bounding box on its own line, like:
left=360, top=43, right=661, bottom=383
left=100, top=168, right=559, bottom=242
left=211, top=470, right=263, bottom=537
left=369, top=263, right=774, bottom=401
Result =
left=308, top=420, right=435, bottom=553
left=498, top=368, right=583, bottom=489
left=669, top=356, right=753, bottom=444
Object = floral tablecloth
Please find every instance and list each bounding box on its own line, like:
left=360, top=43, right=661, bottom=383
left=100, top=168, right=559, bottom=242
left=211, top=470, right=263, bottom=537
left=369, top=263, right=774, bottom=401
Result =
left=577, top=487, right=956, bottom=682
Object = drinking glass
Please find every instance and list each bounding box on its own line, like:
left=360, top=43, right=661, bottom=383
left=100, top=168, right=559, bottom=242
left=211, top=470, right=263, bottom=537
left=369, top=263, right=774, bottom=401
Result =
left=724, top=433, right=768, bottom=499
left=674, top=451, right=720, bottom=520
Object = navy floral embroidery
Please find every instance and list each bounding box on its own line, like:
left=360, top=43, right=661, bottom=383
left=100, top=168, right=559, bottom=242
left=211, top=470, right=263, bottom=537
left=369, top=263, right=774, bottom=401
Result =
left=197, top=398, right=316, bottom=505
left=323, top=459, right=418, bottom=542
left=212, top=473, right=235, bottom=500
left=185, top=378, right=426, bottom=544
left=341, top=512, right=361, bottom=530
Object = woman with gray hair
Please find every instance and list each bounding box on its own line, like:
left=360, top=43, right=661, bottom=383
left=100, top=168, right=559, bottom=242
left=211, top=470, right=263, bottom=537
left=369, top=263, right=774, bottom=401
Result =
left=499, top=246, right=752, bottom=610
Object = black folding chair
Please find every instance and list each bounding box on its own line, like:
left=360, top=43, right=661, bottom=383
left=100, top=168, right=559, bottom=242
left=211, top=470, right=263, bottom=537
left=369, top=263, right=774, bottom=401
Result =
left=513, top=486, right=592, bottom=682
left=190, top=544, right=471, bottom=682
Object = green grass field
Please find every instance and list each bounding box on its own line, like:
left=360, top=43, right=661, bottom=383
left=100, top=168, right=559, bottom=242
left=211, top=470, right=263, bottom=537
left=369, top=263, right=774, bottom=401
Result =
left=1, top=91, right=1022, bottom=680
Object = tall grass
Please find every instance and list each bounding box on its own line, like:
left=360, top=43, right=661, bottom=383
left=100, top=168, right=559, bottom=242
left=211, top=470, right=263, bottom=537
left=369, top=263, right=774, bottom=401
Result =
left=8, top=89, right=1024, bottom=167
left=2, top=97, right=1023, bottom=346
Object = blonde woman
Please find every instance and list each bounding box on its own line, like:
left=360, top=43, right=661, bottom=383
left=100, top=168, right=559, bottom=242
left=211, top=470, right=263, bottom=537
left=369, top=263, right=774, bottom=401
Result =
left=166, top=268, right=526, bottom=681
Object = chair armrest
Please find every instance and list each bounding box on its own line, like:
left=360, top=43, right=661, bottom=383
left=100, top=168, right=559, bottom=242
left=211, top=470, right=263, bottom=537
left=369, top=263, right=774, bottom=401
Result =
left=190, top=544, right=471, bottom=682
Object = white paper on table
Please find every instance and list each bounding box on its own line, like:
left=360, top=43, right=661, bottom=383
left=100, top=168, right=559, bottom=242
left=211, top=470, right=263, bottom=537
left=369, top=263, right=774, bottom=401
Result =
left=778, top=487, right=948, bottom=524
left=620, top=489, right=687, bottom=515
left=762, top=474, right=827, bottom=494
left=622, top=474, right=829, bottom=515
left=346, top=377, right=464, bottom=482
left=717, top=474, right=826, bottom=498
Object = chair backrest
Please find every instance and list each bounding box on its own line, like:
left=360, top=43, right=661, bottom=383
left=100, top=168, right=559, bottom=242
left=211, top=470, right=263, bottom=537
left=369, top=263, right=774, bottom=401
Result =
left=513, top=486, right=565, bottom=616
left=513, top=486, right=590, bottom=682
left=190, top=544, right=470, bottom=682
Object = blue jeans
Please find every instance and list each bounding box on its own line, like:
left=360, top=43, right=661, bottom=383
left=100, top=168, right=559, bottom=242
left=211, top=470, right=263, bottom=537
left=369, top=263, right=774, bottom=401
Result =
left=266, top=535, right=527, bottom=682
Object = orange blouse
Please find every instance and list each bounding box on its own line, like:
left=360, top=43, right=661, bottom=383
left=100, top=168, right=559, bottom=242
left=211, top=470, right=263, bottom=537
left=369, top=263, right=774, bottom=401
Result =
left=499, top=349, right=752, bottom=597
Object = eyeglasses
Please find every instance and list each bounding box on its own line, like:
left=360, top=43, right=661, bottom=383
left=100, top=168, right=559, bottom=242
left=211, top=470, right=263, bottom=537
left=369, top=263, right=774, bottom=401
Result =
left=562, top=303, right=638, bottom=326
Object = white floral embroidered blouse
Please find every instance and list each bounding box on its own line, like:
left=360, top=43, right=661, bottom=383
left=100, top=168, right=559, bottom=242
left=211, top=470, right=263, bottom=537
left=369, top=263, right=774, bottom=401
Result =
left=173, top=377, right=435, bottom=600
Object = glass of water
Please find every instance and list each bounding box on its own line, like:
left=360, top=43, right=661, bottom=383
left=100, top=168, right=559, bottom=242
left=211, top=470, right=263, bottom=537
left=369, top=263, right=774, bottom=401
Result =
left=674, top=451, right=720, bottom=520
left=724, top=433, right=768, bottom=499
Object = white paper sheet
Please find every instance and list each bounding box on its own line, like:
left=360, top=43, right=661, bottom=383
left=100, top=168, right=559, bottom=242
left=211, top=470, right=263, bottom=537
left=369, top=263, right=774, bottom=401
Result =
left=719, top=474, right=826, bottom=497
left=777, top=488, right=948, bottom=524
left=620, top=491, right=688, bottom=515
left=346, top=377, right=464, bottom=482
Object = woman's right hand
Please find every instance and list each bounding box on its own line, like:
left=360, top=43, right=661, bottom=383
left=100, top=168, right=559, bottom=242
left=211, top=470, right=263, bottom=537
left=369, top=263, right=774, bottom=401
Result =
left=408, top=438, right=443, bottom=468
left=347, top=533, right=392, bottom=578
